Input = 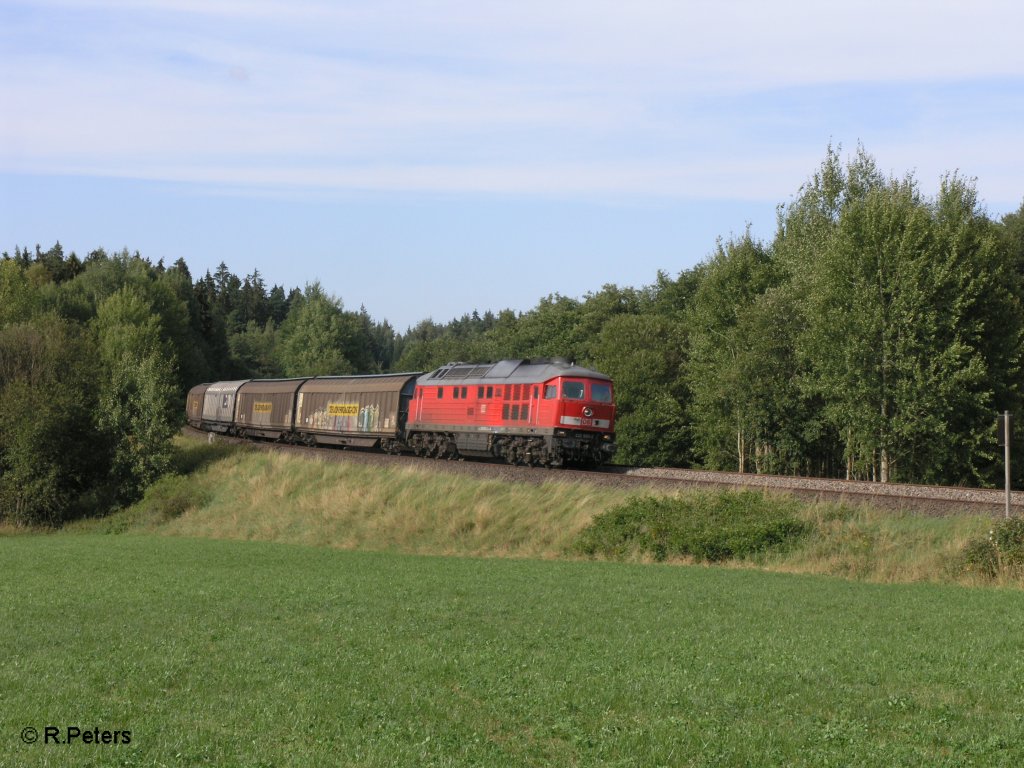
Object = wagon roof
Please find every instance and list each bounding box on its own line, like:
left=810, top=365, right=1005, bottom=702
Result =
left=239, top=378, right=309, bottom=395
left=419, top=358, right=611, bottom=386
left=300, top=373, right=420, bottom=395
left=205, top=380, right=250, bottom=395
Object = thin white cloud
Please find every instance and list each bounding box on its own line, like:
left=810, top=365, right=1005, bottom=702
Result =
left=2, top=0, right=1023, bottom=203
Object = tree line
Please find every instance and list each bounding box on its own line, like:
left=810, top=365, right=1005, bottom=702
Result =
left=3, top=146, right=1024, bottom=525
left=0, top=244, right=407, bottom=525
left=390, top=148, right=1024, bottom=488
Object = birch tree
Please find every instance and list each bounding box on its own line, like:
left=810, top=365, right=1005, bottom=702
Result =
left=780, top=148, right=1022, bottom=483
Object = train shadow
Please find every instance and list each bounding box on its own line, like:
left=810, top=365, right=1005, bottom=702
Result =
left=173, top=432, right=241, bottom=476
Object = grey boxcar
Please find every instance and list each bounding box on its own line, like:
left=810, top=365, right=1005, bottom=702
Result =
left=202, top=380, right=249, bottom=433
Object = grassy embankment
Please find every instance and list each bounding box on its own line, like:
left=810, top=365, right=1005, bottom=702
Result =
left=58, top=437, right=999, bottom=586
left=3, top=534, right=1024, bottom=767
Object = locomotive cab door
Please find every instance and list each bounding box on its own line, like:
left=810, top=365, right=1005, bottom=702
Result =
left=528, top=384, right=539, bottom=426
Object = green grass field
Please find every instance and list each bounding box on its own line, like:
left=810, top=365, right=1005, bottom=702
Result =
left=4, top=534, right=1024, bottom=767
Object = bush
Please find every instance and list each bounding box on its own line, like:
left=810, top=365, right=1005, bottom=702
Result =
left=137, top=474, right=210, bottom=522
left=960, top=518, right=1024, bottom=579
left=574, top=490, right=810, bottom=562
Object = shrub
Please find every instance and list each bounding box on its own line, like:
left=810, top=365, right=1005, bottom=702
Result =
left=960, top=518, right=1024, bottom=579
left=573, top=490, right=810, bottom=562
left=137, top=474, right=210, bottom=522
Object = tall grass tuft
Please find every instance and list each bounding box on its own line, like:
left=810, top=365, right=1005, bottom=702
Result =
left=960, top=517, right=1024, bottom=580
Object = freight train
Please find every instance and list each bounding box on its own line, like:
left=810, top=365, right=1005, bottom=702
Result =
left=186, top=358, right=617, bottom=467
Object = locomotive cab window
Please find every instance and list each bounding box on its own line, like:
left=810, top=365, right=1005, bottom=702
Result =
left=591, top=383, right=612, bottom=403
left=562, top=381, right=585, bottom=400
left=544, top=385, right=557, bottom=399
left=437, top=387, right=444, bottom=399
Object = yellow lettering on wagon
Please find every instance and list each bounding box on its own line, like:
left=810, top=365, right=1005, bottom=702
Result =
left=328, top=403, right=359, bottom=417
left=253, top=402, right=273, bottom=413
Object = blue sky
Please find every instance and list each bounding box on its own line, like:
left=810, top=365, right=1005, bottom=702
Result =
left=2, top=0, right=1023, bottom=330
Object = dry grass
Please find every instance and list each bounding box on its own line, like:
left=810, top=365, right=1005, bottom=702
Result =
left=155, top=449, right=632, bottom=559
left=0, top=521, right=48, bottom=537
left=58, top=440, right=1011, bottom=586
left=755, top=504, right=993, bottom=584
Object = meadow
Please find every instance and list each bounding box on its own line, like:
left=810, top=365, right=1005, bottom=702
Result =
left=5, top=439, right=1024, bottom=766
left=4, top=534, right=1024, bottom=767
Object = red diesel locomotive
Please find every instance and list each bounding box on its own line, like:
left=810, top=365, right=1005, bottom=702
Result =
left=406, top=358, right=616, bottom=466
left=187, top=357, right=616, bottom=467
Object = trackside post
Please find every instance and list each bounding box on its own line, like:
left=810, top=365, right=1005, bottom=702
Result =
left=998, top=411, right=1012, bottom=518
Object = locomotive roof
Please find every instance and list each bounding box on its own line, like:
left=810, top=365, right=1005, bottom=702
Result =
left=419, top=358, right=611, bottom=385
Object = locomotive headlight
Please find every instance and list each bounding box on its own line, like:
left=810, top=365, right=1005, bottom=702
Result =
left=583, top=407, right=593, bottom=417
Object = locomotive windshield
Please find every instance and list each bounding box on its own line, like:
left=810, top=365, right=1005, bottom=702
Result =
left=562, top=381, right=585, bottom=400
left=591, top=383, right=612, bottom=402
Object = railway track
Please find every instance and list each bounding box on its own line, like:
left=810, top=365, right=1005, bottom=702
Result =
left=604, top=466, right=1024, bottom=517
left=184, top=427, right=1023, bottom=517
